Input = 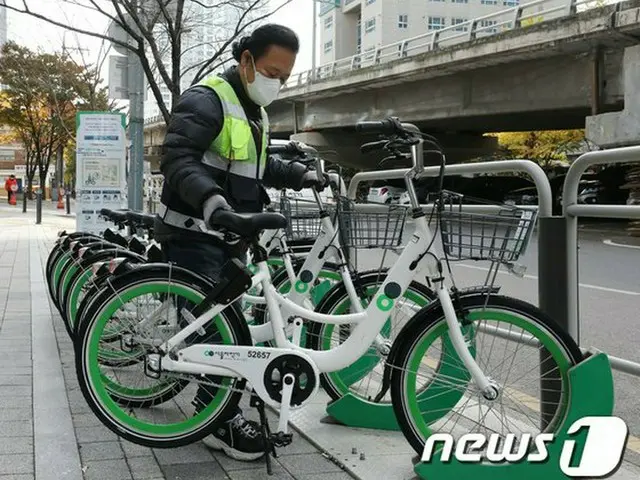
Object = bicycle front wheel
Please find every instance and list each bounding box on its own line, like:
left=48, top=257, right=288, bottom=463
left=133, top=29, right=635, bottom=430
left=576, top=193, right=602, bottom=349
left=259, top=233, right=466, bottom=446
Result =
left=390, top=294, right=582, bottom=455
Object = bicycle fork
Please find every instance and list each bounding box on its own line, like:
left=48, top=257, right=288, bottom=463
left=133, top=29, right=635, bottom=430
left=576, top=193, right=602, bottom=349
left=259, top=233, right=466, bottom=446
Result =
left=437, top=285, right=499, bottom=400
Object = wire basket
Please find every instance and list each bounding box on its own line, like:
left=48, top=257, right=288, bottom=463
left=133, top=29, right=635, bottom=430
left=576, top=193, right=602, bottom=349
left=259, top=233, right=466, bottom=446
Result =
left=336, top=197, right=409, bottom=249
left=436, top=192, right=537, bottom=264
left=269, top=195, right=333, bottom=242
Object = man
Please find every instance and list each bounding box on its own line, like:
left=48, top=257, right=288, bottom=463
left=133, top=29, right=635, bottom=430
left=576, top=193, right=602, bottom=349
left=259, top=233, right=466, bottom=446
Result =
left=155, top=24, right=325, bottom=461
left=5, top=174, right=17, bottom=204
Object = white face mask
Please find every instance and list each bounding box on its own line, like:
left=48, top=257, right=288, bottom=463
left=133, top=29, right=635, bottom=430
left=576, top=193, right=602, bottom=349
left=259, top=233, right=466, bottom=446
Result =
left=245, top=56, right=282, bottom=107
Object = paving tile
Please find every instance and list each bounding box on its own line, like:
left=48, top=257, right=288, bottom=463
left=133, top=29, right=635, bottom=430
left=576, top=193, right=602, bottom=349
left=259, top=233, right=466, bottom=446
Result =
left=162, top=461, right=228, bottom=480
left=278, top=438, right=322, bottom=456
left=296, top=473, right=355, bottom=480
left=82, top=459, right=132, bottom=480
left=0, top=454, right=33, bottom=475
left=214, top=452, right=268, bottom=472
left=0, top=387, right=31, bottom=397
left=0, top=368, right=30, bottom=376
left=0, top=437, right=32, bottom=455
left=0, top=408, right=31, bottom=421
left=0, top=474, right=35, bottom=480
left=79, top=441, right=124, bottom=462
left=120, top=441, right=155, bottom=459
left=0, top=421, right=32, bottom=437
left=75, top=425, right=118, bottom=443
left=277, top=453, right=344, bottom=476
left=153, top=442, right=214, bottom=465
left=227, top=462, right=293, bottom=479
left=72, top=413, right=104, bottom=428
left=127, top=456, right=164, bottom=479
left=0, top=375, right=32, bottom=386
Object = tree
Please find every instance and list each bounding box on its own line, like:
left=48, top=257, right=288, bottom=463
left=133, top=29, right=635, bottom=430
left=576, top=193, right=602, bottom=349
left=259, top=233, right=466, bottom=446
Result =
left=493, top=129, right=592, bottom=169
left=2, top=0, right=293, bottom=125
left=0, top=42, right=104, bottom=199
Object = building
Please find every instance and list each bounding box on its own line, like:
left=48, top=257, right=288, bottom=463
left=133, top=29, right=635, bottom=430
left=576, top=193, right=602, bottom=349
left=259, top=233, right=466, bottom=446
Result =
left=0, top=0, right=7, bottom=48
left=318, top=0, right=539, bottom=66
left=144, top=0, right=263, bottom=120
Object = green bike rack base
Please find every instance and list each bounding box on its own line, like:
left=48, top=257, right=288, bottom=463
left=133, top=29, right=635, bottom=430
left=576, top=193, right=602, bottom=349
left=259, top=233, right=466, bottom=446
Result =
left=326, top=393, right=401, bottom=430
left=414, top=352, right=614, bottom=480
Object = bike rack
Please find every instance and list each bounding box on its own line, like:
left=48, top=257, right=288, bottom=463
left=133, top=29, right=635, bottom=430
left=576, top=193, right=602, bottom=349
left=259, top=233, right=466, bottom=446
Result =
left=328, top=160, right=558, bottom=431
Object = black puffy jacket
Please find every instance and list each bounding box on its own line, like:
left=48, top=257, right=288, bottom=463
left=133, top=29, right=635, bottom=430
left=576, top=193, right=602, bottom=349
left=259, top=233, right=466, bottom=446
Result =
left=154, top=66, right=307, bottom=246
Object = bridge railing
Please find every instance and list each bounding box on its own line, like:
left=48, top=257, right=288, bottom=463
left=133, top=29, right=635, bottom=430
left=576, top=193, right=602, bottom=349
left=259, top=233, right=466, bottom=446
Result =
left=284, top=0, right=604, bottom=90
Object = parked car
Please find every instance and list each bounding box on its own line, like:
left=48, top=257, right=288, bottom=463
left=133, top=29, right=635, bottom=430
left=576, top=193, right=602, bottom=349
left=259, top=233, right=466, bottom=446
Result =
left=504, top=187, right=539, bottom=206
left=367, top=185, right=404, bottom=204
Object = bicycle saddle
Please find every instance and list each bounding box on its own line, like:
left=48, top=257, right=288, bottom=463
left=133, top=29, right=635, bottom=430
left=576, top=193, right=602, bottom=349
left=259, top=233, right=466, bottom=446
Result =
left=126, top=211, right=155, bottom=229
left=209, top=210, right=287, bottom=238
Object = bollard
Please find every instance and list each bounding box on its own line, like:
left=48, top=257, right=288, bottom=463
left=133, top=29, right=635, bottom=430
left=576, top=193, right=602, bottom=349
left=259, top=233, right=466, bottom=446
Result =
left=35, top=190, right=42, bottom=224
left=537, top=216, right=569, bottom=429
left=66, top=191, right=71, bottom=215
left=22, top=190, right=27, bottom=213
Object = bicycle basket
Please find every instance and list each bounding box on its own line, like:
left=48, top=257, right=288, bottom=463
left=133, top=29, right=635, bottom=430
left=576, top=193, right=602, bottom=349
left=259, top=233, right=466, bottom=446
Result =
left=270, top=195, right=333, bottom=241
left=436, top=192, right=537, bottom=264
left=336, top=197, right=408, bottom=249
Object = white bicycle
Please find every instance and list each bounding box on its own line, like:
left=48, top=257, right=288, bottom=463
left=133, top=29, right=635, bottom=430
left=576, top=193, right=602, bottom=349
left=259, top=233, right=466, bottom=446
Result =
left=74, top=118, right=582, bottom=467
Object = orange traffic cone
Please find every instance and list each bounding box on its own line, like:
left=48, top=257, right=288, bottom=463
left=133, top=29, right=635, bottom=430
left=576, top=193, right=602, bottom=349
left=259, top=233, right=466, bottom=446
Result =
left=57, top=187, right=65, bottom=209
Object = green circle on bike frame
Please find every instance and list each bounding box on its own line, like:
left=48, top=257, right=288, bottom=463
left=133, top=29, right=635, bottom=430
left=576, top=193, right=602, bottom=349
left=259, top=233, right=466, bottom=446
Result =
left=247, top=264, right=257, bottom=274
left=377, top=295, right=394, bottom=312
left=295, top=280, right=309, bottom=293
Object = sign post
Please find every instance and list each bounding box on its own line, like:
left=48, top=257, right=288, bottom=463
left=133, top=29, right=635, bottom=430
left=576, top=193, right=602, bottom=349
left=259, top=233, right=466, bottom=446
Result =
left=75, top=112, right=127, bottom=234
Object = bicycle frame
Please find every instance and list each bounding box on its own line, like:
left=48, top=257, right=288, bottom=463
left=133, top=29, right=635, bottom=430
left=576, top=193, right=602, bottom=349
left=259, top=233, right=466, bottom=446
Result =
left=158, top=132, right=496, bottom=401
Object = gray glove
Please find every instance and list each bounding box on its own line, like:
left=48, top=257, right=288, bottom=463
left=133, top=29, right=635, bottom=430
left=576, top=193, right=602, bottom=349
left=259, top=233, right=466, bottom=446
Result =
left=296, top=170, right=329, bottom=192
left=202, top=194, right=232, bottom=228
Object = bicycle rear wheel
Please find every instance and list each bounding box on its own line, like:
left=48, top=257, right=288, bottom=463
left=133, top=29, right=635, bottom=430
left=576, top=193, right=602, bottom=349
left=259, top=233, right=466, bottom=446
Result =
left=390, top=294, right=582, bottom=455
left=75, top=266, right=252, bottom=446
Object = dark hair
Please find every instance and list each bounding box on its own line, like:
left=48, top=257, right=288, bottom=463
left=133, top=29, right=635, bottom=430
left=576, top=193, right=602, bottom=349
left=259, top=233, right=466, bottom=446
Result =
left=231, top=24, right=299, bottom=62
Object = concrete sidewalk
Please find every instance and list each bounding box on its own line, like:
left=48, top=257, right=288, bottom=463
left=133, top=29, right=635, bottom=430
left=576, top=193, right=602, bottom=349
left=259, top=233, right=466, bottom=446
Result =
left=0, top=209, right=353, bottom=480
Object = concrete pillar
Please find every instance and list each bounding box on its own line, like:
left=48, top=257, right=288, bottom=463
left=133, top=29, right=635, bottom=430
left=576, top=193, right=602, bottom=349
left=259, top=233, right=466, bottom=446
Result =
left=586, top=45, right=640, bottom=147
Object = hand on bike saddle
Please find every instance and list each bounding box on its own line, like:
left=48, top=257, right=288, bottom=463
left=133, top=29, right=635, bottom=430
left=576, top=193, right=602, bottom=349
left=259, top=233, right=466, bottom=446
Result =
left=203, top=194, right=234, bottom=229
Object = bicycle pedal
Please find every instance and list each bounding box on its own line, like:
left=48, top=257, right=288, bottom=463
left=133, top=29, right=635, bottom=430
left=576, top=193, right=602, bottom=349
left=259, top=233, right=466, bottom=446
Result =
left=269, top=431, right=293, bottom=448
left=143, top=354, right=162, bottom=379
left=181, top=308, right=206, bottom=336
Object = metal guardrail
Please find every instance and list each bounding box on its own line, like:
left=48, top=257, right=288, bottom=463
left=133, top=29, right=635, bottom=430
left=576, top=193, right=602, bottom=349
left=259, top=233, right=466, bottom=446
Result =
left=562, top=147, right=640, bottom=377
left=284, top=0, right=606, bottom=90
left=347, top=159, right=553, bottom=216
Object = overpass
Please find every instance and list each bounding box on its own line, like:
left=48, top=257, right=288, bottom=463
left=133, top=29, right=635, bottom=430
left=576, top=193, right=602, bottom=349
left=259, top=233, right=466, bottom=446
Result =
left=264, top=0, right=640, bottom=165
left=143, top=0, right=640, bottom=167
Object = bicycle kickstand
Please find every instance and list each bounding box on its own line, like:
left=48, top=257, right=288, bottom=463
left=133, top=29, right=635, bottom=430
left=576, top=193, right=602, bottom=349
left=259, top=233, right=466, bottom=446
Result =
left=250, top=392, right=277, bottom=475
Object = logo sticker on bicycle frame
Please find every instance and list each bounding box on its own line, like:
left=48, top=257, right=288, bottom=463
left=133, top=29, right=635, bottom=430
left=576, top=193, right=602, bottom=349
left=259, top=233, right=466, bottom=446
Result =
left=376, top=295, right=394, bottom=311
left=295, top=280, right=308, bottom=293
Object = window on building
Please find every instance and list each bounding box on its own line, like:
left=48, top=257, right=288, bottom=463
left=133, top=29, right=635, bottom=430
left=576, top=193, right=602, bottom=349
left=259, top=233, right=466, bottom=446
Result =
left=452, top=0, right=469, bottom=3
left=365, top=0, right=376, bottom=5
left=481, top=0, right=498, bottom=4
left=324, top=40, right=333, bottom=54
left=365, top=18, right=376, bottom=34
left=324, top=16, right=333, bottom=29
left=452, top=17, right=468, bottom=32
left=503, top=0, right=519, bottom=5
left=398, top=14, right=408, bottom=29
left=364, top=46, right=376, bottom=60
left=427, top=16, right=446, bottom=30
left=480, top=19, right=498, bottom=33
left=429, top=0, right=446, bottom=2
